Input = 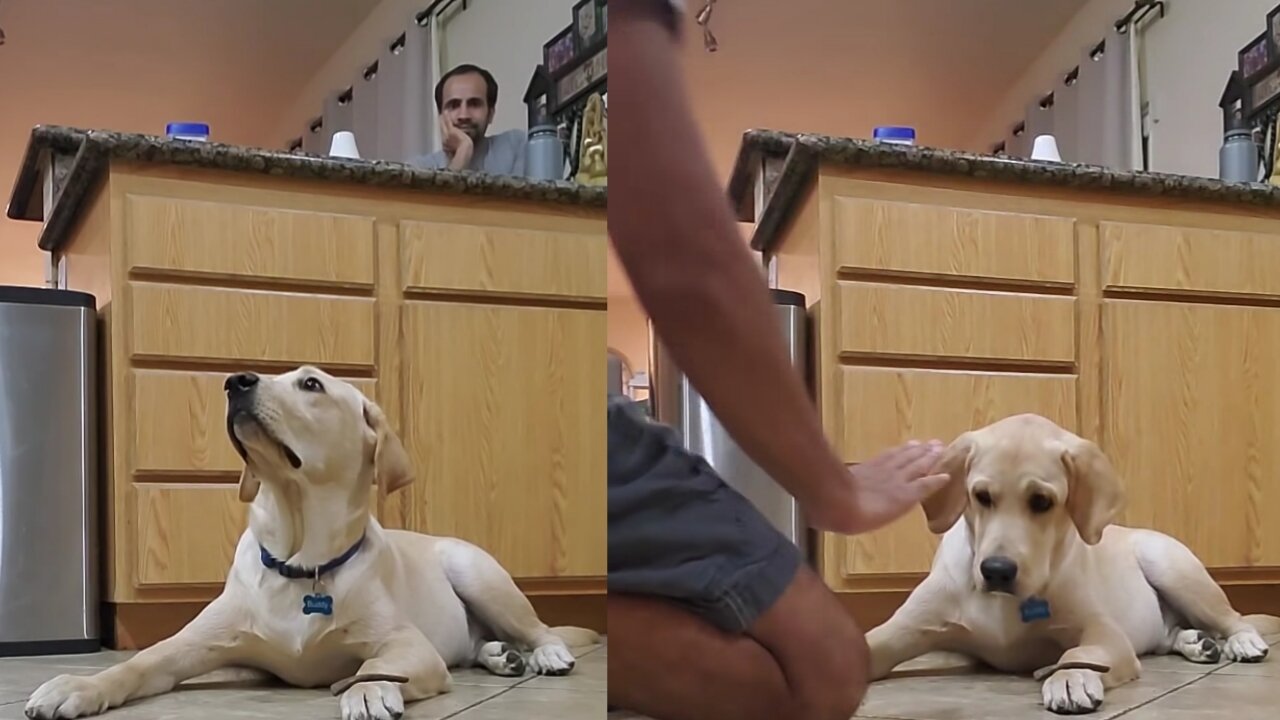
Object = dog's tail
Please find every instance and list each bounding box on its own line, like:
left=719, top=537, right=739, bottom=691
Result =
left=1244, top=614, right=1280, bottom=636
left=550, top=625, right=601, bottom=648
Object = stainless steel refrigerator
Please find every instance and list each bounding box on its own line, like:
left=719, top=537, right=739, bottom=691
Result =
left=0, top=286, right=100, bottom=656
left=648, top=289, right=811, bottom=560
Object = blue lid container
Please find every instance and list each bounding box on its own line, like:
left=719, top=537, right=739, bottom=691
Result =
left=165, top=122, right=210, bottom=139
left=873, top=126, right=916, bottom=144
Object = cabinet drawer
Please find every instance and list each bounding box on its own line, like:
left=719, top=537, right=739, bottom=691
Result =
left=401, top=220, right=605, bottom=300
left=131, top=369, right=376, bottom=475
left=1102, top=221, right=1280, bottom=297
left=135, top=485, right=246, bottom=586
left=129, top=283, right=375, bottom=367
left=125, top=195, right=375, bottom=286
left=835, top=282, right=1076, bottom=363
left=833, top=197, right=1076, bottom=284
left=837, top=366, right=1078, bottom=578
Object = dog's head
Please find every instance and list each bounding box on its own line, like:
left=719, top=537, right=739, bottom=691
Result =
left=223, top=366, right=413, bottom=502
left=920, top=414, right=1125, bottom=599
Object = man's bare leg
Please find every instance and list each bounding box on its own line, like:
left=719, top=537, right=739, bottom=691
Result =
left=608, top=566, right=870, bottom=720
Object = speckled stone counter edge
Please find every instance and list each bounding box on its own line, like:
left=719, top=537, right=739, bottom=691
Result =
left=726, top=129, right=1280, bottom=253
left=7, top=125, right=607, bottom=253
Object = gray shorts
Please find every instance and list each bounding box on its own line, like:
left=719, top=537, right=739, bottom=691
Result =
left=607, top=395, right=802, bottom=634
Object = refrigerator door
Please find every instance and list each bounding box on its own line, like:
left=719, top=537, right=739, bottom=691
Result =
left=0, top=286, right=100, bottom=656
left=649, top=289, right=810, bottom=558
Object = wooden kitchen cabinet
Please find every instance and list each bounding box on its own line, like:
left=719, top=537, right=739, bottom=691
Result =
left=741, top=149, right=1280, bottom=615
left=32, top=152, right=607, bottom=643
left=401, top=301, right=606, bottom=580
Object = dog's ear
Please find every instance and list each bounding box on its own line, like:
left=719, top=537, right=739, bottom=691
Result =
left=921, top=432, right=974, bottom=534
left=237, top=465, right=261, bottom=503
left=363, top=398, right=414, bottom=493
left=1061, top=437, right=1125, bottom=545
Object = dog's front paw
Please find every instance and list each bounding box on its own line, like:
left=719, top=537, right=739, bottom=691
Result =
left=340, top=681, right=406, bottom=720
left=528, top=644, right=576, bottom=676
left=1042, top=668, right=1105, bottom=715
left=25, top=674, right=111, bottom=719
left=1224, top=630, right=1270, bottom=663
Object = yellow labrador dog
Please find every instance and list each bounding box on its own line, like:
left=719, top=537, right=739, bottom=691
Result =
left=26, top=366, right=599, bottom=720
left=868, top=413, right=1279, bottom=715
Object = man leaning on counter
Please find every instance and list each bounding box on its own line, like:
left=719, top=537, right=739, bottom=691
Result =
left=413, top=63, right=528, bottom=175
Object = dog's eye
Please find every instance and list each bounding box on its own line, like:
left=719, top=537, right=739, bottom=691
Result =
left=1028, top=493, right=1054, bottom=514
left=300, top=377, right=325, bottom=393
left=974, top=490, right=994, bottom=508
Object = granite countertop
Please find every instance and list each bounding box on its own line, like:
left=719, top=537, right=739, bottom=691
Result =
left=727, top=129, right=1280, bottom=252
left=7, top=125, right=606, bottom=252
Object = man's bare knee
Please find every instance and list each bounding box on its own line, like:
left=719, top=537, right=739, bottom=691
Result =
left=752, top=568, right=871, bottom=720
left=790, top=610, right=870, bottom=719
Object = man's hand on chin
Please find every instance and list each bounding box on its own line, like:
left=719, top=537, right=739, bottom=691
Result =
left=438, top=115, right=474, bottom=170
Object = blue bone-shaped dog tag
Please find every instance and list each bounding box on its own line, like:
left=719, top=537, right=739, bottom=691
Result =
left=1019, top=597, right=1051, bottom=623
left=303, top=593, right=334, bottom=616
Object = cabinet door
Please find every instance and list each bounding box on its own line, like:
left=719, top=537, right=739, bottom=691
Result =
left=1103, top=300, right=1280, bottom=569
left=401, top=301, right=606, bottom=580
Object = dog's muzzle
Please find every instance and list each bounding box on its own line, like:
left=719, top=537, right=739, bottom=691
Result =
left=979, top=555, right=1019, bottom=594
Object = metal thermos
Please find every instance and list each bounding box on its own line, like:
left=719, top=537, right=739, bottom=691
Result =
left=648, top=289, right=811, bottom=559
left=1220, top=127, right=1258, bottom=183
left=526, top=124, right=565, bottom=181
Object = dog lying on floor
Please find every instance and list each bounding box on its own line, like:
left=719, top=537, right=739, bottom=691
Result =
left=867, top=413, right=1279, bottom=715
left=26, top=366, right=599, bottom=720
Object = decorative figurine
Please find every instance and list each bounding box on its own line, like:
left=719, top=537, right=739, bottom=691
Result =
left=574, top=93, right=607, bottom=186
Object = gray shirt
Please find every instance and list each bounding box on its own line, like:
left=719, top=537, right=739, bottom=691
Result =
left=411, top=128, right=528, bottom=176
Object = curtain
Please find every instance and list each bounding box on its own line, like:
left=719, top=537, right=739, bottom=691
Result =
left=1054, top=69, right=1081, bottom=165
left=1076, top=27, right=1141, bottom=169
left=376, top=19, right=436, bottom=163
left=322, top=88, right=355, bottom=152
left=289, top=11, right=440, bottom=163
left=352, top=62, right=380, bottom=160
left=994, top=19, right=1147, bottom=171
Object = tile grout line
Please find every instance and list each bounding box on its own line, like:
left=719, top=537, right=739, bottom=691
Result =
left=441, top=650, right=606, bottom=718
left=1104, top=659, right=1245, bottom=720
left=437, top=684, right=522, bottom=720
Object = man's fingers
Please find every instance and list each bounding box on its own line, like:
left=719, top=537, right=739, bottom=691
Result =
left=906, top=473, right=951, bottom=500
left=878, top=441, right=926, bottom=468
left=889, top=440, right=943, bottom=472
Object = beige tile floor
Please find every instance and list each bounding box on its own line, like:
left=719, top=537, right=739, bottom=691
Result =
left=0, top=640, right=605, bottom=719
left=608, top=631, right=1280, bottom=720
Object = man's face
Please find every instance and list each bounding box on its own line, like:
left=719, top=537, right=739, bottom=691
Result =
left=440, top=72, right=493, bottom=141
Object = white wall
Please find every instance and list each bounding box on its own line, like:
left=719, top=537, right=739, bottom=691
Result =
left=438, top=0, right=580, bottom=135
left=1143, top=0, right=1277, bottom=177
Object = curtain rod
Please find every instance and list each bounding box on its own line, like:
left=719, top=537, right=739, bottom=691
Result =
left=415, top=0, right=466, bottom=26
left=1114, top=0, right=1165, bottom=33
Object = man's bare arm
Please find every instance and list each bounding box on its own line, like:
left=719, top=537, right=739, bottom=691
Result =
left=610, top=2, right=865, bottom=528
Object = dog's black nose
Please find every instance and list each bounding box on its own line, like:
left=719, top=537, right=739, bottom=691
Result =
left=980, top=556, right=1018, bottom=589
left=225, top=372, right=260, bottom=395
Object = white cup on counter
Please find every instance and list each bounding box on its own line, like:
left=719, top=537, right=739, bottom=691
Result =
left=329, top=131, right=361, bottom=159
left=1031, top=134, right=1062, bottom=162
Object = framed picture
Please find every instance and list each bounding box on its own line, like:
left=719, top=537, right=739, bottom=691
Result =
left=1241, top=31, right=1271, bottom=80
left=1269, top=4, right=1280, bottom=57
left=1251, top=63, right=1280, bottom=114
left=598, top=0, right=608, bottom=35
left=543, top=25, right=576, bottom=75
left=574, top=0, right=602, bottom=48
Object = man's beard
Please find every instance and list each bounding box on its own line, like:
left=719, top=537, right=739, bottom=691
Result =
left=456, top=122, right=484, bottom=141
